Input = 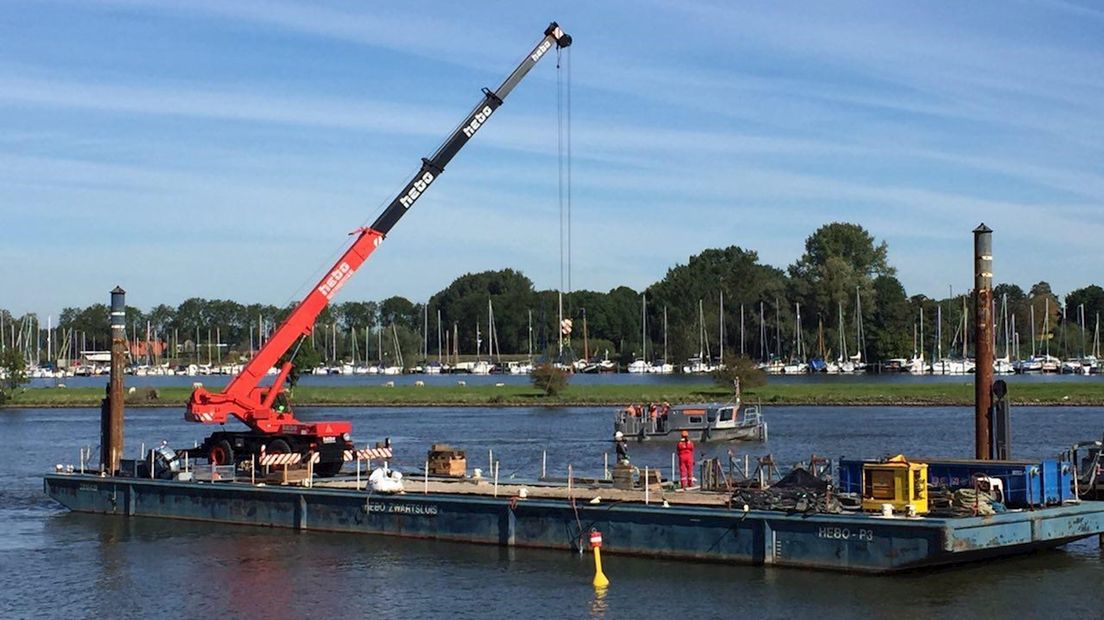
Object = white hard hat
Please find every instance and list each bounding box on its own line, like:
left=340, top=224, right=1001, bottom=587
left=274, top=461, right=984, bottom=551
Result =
left=614, top=431, right=624, bottom=440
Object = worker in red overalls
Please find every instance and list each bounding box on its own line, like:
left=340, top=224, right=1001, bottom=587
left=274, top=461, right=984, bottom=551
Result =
left=677, top=430, right=695, bottom=489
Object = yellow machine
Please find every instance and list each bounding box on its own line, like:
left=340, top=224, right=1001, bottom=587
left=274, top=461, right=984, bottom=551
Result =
left=861, top=455, right=928, bottom=515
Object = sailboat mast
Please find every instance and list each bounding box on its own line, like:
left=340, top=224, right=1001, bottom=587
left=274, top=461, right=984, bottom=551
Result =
left=641, top=293, right=647, bottom=363
left=1094, top=313, right=1101, bottom=358
left=914, top=304, right=922, bottom=361
left=657, top=304, right=666, bottom=364
left=698, top=299, right=705, bottom=360
left=759, top=301, right=766, bottom=362
left=1030, top=303, right=1036, bottom=357
left=437, top=309, right=442, bottom=365
left=1044, top=297, right=1050, bottom=357
left=582, top=309, right=589, bottom=361
left=795, top=302, right=802, bottom=361
left=962, top=297, right=967, bottom=360
left=937, top=305, right=943, bottom=361
left=719, top=290, right=725, bottom=360
left=774, top=299, right=781, bottom=360
left=740, top=304, right=745, bottom=357
left=1079, top=304, right=1086, bottom=358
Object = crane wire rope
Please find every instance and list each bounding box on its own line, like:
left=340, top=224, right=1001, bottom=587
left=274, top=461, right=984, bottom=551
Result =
left=556, top=44, right=573, bottom=359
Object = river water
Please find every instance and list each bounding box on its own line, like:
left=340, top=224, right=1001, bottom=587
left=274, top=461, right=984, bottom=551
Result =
left=4, top=404, right=1104, bottom=618
left=25, top=370, right=1104, bottom=390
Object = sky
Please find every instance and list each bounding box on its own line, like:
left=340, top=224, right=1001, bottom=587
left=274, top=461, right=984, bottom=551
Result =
left=1, top=0, right=1102, bottom=319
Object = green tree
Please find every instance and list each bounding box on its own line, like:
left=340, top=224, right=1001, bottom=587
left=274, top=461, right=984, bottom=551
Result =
left=1028, top=281, right=1061, bottom=350
left=711, top=355, right=767, bottom=392
left=531, top=362, right=569, bottom=396
left=1, top=347, right=28, bottom=403
left=430, top=269, right=535, bottom=354
left=648, top=246, right=787, bottom=364
left=1066, top=285, right=1104, bottom=345
left=788, top=223, right=893, bottom=356
left=867, top=275, right=913, bottom=361
left=278, top=340, right=323, bottom=388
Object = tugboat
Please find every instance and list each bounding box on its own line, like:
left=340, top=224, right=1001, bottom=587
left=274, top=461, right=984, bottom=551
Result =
left=613, top=380, right=766, bottom=443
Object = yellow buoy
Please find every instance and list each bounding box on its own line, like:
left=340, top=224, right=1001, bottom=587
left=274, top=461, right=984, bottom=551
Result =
left=589, top=529, right=610, bottom=588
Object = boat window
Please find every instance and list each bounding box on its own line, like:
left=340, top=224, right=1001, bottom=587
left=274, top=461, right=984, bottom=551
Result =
left=719, top=407, right=734, bottom=422
left=688, top=415, right=703, bottom=424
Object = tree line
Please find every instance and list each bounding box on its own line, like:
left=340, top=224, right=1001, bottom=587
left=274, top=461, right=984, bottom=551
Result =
left=4, top=222, right=1104, bottom=367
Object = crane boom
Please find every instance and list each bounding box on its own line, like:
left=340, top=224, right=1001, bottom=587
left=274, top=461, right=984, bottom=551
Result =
left=186, top=23, right=572, bottom=446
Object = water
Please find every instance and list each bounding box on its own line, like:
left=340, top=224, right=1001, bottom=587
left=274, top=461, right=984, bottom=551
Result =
left=27, top=369, right=1103, bottom=390
left=5, top=404, right=1104, bottom=618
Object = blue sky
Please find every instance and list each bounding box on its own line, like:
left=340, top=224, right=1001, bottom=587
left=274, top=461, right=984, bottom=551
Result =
left=1, top=1, right=1102, bottom=319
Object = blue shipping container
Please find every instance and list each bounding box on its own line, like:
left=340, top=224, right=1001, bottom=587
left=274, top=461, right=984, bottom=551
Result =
left=837, top=458, right=1072, bottom=508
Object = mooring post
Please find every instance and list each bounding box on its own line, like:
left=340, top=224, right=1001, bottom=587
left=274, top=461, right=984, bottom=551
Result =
left=974, top=224, right=994, bottom=460
left=542, top=449, right=547, bottom=480
left=100, top=286, right=126, bottom=475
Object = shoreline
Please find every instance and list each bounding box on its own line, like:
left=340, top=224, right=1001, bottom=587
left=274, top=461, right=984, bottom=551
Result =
left=4, top=382, right=1104, bottom=409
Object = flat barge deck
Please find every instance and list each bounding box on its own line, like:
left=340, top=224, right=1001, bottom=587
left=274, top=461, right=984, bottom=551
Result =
left=44, top=473, right=1104, bottom=574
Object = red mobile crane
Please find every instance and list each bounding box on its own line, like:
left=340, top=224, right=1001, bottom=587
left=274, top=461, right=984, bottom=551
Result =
left=185, top=23, right=572, bottom=476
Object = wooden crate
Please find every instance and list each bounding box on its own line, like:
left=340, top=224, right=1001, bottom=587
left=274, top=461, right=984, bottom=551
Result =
left=428, top=444, right=467, bottom=478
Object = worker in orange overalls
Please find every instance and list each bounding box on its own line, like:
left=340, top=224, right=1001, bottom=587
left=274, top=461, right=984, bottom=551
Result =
left=677, top=430, right=695, bottom=488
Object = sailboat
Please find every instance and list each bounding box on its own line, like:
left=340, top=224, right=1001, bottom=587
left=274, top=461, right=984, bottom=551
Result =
left=682, top=299, right=714, bottom=373
left=905, top=307, right=926, bottom=374
left=782, top=302, right=807, bottom=374
left=425, top=308, right=443, bottom=374
left=647, top=305, right=674, bottom=374
left=991, top=294, right=1013, bottom=374
left=628, top=293, right=652, bottom=373
left=1039, top=297, right=1061, bottom=373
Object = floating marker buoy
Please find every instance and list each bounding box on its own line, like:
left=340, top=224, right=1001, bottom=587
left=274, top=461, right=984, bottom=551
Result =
left=590, top=529, right=609, bottom=589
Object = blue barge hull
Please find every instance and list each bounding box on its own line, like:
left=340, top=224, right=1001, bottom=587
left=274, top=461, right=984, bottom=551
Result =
left=44, top=474, right=1104, bottom=574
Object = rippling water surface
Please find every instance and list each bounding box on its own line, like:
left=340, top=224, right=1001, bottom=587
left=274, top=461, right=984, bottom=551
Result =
left=4, top=404, right=1104, bottom=618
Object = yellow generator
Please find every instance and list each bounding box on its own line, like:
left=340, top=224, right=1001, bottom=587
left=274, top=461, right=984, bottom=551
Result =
left=861, top=455, right=928, bottom=515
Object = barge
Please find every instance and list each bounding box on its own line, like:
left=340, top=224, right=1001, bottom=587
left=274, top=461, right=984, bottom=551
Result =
left=43, top=471, right=1104, bottom=574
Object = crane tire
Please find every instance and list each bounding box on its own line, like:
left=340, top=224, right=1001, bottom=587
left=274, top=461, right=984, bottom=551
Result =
left=267, top=439, right=291, bottom=454
left=314, top=460, right=343, bottom=478
left=209, top=439, right=234, bottom=466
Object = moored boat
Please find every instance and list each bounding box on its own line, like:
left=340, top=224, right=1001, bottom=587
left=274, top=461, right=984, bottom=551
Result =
left=614, top=398, right=766, bottom=443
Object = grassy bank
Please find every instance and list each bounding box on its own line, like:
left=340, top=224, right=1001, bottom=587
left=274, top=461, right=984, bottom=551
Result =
left=4, top=381, right=1104, bottom=408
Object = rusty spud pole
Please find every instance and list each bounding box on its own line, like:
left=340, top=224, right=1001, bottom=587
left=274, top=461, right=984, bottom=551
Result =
left=973, top=225, right=993, bottom=460
left=100, top=286, right=126, bottom=474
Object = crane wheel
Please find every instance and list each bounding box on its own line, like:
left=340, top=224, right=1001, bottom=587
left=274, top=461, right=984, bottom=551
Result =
left=209, top=439, right=234, bottom=466
left=267, top=439, right=292, bottom=454
left=314, top=460, right=343, bottom=478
